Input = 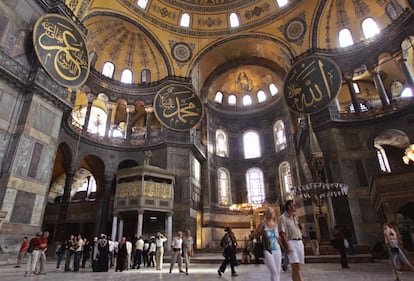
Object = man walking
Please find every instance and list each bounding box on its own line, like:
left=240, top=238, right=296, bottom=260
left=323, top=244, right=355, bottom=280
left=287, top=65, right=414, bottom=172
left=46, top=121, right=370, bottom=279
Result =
left=182, top=229, right=194, bottom=275
left=279, top=200, right=305, bottom=281
left=169, top=231, right=184, bottom=273
left=308, top=227, right=319, bottom=256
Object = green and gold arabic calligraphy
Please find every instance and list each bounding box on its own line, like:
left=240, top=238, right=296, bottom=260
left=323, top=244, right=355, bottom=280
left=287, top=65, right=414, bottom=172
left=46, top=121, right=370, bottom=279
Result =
left=38, top=20, right=88, bottom=81
left=287, top=59, right=335, bottom=112
left=159, top=87, right=200, bottom=125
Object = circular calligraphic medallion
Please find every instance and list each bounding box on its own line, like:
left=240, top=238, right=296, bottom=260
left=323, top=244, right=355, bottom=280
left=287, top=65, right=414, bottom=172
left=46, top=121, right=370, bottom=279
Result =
left=285, top=18, right=306, bottom=42
left=154, top=85, right=204, bottom=131
left=33, top=14, right=90, bottom=88
left=171, top=42, right=192, bottom=63
left=283, top=56, right=342, bottom=115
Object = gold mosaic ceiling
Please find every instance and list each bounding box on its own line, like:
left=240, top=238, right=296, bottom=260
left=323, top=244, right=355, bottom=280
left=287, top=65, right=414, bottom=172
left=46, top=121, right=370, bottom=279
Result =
left=66, top=0, right=405, bottom=106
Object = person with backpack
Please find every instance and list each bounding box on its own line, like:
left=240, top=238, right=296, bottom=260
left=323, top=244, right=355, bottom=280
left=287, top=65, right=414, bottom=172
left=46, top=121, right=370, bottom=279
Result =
left=24, top=231, right=42, bottom=277
left=218, top=227, right=238, bottom=277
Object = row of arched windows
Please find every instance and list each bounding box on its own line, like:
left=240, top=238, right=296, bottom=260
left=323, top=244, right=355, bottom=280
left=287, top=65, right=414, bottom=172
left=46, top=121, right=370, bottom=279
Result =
left=217, top=161, right=293, bottom=206
left=101, top=61, right=151, bottom=84
left=214, top=83, right=279, bottom=106
left=216, top=120, right=287, bottom=158
left=136, top=0, right=289, bottom=28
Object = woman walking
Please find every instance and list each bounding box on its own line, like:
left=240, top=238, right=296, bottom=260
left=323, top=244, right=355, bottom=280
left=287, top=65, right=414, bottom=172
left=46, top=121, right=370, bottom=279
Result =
left=218, top=227, right=238, bottom=277
left=256, top=207, right=282, bottom=281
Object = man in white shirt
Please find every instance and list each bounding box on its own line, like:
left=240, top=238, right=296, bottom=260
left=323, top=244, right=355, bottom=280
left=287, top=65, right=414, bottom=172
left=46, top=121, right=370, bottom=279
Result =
left=133, top=236, right=144, bottom=269
left=169, top=231, right=184, bottom=273
left=182, top=229, right=194, bottom=275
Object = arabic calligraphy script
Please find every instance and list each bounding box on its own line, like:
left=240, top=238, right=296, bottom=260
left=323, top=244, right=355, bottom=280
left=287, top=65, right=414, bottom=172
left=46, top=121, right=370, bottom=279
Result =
left=34, top=14, right=89, bottom=88
left=154, top=85, right=203, bottom=131
left=283, top=56, right=342, bottom=115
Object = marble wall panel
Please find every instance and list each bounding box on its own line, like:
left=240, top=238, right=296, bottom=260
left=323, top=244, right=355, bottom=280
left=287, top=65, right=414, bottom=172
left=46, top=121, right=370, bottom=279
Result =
left=34, top=105, right=57, bottom=137
left=10, top=189, right=35, bottom=224
left=13, top=136, right=32, bottom=177
left=31, top=194, right=45, bottom=226
left=0, top=89, right=18, bottom=122
left=2, top=187, right=17, bottom=222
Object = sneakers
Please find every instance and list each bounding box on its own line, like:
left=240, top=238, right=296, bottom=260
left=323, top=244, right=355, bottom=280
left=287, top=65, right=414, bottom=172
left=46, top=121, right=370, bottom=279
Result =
left=218, top=270, right=222, bottom=277
left=231, top=273, right=238, bottom=276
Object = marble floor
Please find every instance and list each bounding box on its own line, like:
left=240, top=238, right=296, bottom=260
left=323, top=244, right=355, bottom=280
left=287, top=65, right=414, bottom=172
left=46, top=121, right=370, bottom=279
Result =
left=1, top=258, right=412, bottom=281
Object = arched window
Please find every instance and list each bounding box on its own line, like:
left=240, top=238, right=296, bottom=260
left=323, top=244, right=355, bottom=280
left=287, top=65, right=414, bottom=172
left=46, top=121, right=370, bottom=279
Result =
left=376, top=146, right=391, bottom=173
left=242, top=94, right=252, bottom=106
left=216, top=129, right=229, bottom=157
left=246, top=167, right=265, bottom=204
left=276, top=0, right=288, bottom=8
left=243, top=130, right=261, bottom=159
left=257, top=90, right=267, bottom=103
left=339, top=29, right=354, bottom=47
left=228, top=94, right=237, bottom=106
left=401, top=87, right=413, bottom=98
left=141, top=69, right=151, bottom=83
left=269, top=83, right=279, bottom=96
left=362, top=18, right=380, bottom=39
left=353, top=82, right=360, bottom=94
left=102, top=61, right=115, bottom=78
left=217, top=168, right=232, bottom=206
left=215, top=91, right=223, bottom=104
left=137, top=0, right=148, bottom=9
left=274, top=120, right=287, bottom=152
left=121, top=68, right=133, bottom=84
left=279, top=162, right=293, bottom=199
left=87, top=94, right=108, bottom=137
left=180, top=13, right=191, bottom=27
left=229, top=12, right=240, bottom=28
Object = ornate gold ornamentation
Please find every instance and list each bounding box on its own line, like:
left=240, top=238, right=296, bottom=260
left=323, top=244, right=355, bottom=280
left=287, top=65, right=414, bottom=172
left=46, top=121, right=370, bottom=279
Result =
left=33, top=14, right=89, bottom=88
left=143, top=182, right=172, bottom=199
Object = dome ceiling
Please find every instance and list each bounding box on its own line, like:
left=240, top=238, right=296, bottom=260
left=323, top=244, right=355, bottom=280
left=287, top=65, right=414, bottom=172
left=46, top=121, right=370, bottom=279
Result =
left=84, top=14, right=170, bottom=82
left=64, top=0, right=408, bottom=111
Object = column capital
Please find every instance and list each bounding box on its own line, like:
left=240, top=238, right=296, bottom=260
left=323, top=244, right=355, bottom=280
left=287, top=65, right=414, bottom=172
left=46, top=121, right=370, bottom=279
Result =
left=107, top=101, right=117, bottom=111
left=86, top=93, right=95, bottom=103
left=144, top=106, right=154, bottom=113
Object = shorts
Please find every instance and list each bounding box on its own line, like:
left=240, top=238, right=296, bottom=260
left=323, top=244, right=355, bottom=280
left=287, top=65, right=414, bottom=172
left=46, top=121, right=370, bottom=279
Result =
left=287, top=240, right=305, bottom=264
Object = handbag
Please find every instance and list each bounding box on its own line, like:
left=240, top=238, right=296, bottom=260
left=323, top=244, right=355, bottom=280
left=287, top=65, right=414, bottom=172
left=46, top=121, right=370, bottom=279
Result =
left=254, top=236, right=265, bottom=259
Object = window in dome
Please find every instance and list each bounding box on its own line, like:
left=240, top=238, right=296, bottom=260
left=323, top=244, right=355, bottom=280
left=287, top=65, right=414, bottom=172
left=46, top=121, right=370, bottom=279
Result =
left=362, top=18, right=380, bottom=39
left=102, top=61, right=114, bottom=78
left=276, top=0, right=289, bottom=8
left=353, top=82, right=360, bottom=94
left=141, top=69, right=151, bottom=83
left=243, top=130, right=261, bottom=159
left=274, top=120, right=287, bottom=152
left=339, top=28, right=354, bottom=47
left=242, top=94, right=252, bottom=106
left=137, top=0, right=148, bottom=9
left=228, top=94, right=237, bottom=106
left=180, top=13, right=191, bottom=27
left=269, top=83, right=279, bottom=96
left=257, top=90, right=267, bottom=103
left=279, top=161, right=293, bottom=194
left=229, top=12, right=240, bottom=28
left=216, top=129, right=229, bottom=157
left=121, top=69, right=133, bottom=84
left=246, top=167, right=265, bottom=204
left=401, top=87, right=413, bottom=98
left=217, top=168, right=232, bottom=206
left=349, top=102, right=369, bottom=113
left=214, top=91, right=223, bottom=104
left=376, top=147, right=391, bottom=173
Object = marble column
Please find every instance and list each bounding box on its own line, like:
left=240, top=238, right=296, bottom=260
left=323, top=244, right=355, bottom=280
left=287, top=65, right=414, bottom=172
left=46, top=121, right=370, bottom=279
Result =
left=111, top=215, right=118, bottom=242
left=166, top=212, right=173, bottom=249
left=345, top=73, right=361, bottom=114
left=144, top=106, right=153, bottom=140
left=57, top=170, right=75, bottom=238
left=99, top=172, right=114, bottom=234
left=395, top=54, right=414, bottom=89
left=125, top=105, right=135, bottom=139
left=82, top=94, right=95, bottom=133
left=137, top=209, right=144, bottom=237
left=371, top=70, right=391, bottom=107
left=105, top=102, right=117, bottom=138
left=118, top=219, right=124, bottom=240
